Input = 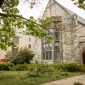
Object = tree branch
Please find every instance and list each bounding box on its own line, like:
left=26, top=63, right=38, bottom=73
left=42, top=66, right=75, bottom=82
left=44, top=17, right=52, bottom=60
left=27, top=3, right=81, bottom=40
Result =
left=0, top=13, right=46, bottom=27
left=0, top=13, right=49, bottom=27
left=0, top=13, right=31, bottom=22
left=0, top=13, right=53, bottom=35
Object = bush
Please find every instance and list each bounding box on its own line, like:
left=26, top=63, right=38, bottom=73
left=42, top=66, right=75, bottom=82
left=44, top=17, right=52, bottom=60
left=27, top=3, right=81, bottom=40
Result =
left=65, top=63, right=80, bottom=72
left=73, top=82, right=83, bottom=85
left=27, top=65, right=41, bottom=77
left=0, top=62, right=14, bottom=71
left=79, top=65, right=85, bottom=72
left=36, top=65, right=53, bottom=72
left=52, top=69, right=62, bottom=80
left=27, top=71, right=39, bottom=77
left=6, top=48, right=34, bottom=65
left=52, top=63, right=85, bottom=72
left=13, top=64, right=28, bottom=71
left=24, top=64, right=54, bottom=75
left=51, top=64, right=67, bottom=71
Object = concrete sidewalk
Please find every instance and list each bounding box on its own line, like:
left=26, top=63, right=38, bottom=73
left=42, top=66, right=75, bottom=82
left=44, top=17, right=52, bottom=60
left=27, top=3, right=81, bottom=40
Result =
left=41, top=74, right=85, bottom=85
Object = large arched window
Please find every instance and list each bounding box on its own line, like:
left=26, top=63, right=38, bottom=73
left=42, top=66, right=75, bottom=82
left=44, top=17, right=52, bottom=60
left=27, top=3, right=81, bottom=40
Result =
left=42, top=16, right=62, bottom=62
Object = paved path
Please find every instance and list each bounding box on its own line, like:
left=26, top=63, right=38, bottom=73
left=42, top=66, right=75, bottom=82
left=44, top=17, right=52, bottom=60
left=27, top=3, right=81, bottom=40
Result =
left=41, top=74, right=85, bottom=85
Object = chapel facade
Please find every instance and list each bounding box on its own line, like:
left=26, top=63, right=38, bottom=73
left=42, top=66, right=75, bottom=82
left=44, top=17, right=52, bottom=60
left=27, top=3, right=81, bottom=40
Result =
left=41, top=0, right=85, bottom=64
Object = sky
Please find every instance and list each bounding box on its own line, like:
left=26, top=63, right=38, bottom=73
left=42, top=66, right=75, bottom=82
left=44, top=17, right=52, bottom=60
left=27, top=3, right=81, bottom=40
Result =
left=18, top=0, right=49, bottom=19
left=56, top=0, right=85, bottom=19
left=18, top=0, right=85, bottom=20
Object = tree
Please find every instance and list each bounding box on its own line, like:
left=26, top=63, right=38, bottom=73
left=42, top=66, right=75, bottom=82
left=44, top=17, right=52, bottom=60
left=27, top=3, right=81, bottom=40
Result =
left=78, top=0, right=85, bottom=9
left=0, top=0, right=52, bottom=50
left=72, top=0, right=85, bottom=9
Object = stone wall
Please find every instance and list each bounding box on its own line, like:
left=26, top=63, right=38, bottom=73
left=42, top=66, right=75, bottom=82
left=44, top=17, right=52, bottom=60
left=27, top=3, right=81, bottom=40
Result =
left=42, top=0, right=85, bottom=64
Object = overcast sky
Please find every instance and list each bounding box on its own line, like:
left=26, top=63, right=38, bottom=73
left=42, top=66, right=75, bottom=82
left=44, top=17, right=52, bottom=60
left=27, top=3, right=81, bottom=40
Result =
left=18, top=0, right=85, bottom=19
left=57, top=0, right=85, bottom=19
left=18, top=0, right=49, bottom=19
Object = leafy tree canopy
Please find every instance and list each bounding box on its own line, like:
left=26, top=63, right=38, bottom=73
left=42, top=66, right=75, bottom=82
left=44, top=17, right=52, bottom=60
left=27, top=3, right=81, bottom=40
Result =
left=1, top=0, right=85, bottom=50
left=0, top=0, right=52, bottom=50
left=72, top=0, right=85, bottom=9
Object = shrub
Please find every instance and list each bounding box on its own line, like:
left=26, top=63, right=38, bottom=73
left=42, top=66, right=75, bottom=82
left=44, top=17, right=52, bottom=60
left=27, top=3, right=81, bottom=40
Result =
left=52, top=69, right=62, bottom=80
left=73, top=82, right=83, bottom=85
left=36, top=65, right=51, bottom=72
left=79, top=65, right=85, bottom=72
left=51, top=64, right=67, bottom=71
left=34, top=64, right=54, bottom=76
left=13, top=64, right=28, bottom=71
left=6, top=48, right=34, bottom=65
left=26, top=64, right=54, bottom=76
left=0, top=62, right=14, bottom=71
left=52, top=63, right=85, bottom=72
left=27, top=66, right=40, bottom=77
left=27, top=71, right=39, bottom=77
left=65, top=63, right=80, bottom=72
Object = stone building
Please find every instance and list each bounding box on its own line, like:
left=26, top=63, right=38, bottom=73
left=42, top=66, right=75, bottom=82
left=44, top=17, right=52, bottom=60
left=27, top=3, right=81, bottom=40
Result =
left=0, top=0, right=85, bottom=64
left=14, top=28, right=42, bottom=63
left=41, top=0, right=85, bottom=64
left=0, top=28, right=41, bottom=63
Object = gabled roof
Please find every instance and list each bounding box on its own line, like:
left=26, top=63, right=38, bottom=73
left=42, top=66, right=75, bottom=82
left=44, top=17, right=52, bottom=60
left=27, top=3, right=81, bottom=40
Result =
left=55, top=0, right=85, bottom=25
left=43, top=0, right=85, bottom=25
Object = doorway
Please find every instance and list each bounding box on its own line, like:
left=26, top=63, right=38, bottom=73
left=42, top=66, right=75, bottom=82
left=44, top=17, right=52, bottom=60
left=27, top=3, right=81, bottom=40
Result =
left=82, top=49, right=85, bottom=64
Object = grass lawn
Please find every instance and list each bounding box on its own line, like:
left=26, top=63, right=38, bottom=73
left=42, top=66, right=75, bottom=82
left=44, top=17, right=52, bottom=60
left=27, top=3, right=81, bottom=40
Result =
left=0, top=71, right=84, bottom=85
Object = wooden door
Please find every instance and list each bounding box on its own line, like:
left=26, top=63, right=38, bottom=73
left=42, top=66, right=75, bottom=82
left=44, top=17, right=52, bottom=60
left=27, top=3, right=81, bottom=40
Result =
left=82, top=50, right=85, bottom=64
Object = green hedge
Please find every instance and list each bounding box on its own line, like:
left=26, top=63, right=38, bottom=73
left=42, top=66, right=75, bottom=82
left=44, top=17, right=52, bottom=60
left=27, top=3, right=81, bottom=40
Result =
left=73, top=82, right=83, bottom=85
left=65, top=63, right=80, bottom=72
left=0, top=62, right=14, bottom=71
left=79, top=65, right=85, bottom=72
left=0, top=62, right=85, bottom=72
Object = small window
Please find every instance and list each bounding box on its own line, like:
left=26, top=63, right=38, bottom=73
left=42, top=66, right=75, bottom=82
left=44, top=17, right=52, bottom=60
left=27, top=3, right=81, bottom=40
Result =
left=13, top=36, right=19, bottom=45
left=12, top=47, right=18, bottom=53
left=43, top=51, right=52, bottom=60
left=29, top=38, right=31, bottom=42
left=28, top=44, right=31, bottom=48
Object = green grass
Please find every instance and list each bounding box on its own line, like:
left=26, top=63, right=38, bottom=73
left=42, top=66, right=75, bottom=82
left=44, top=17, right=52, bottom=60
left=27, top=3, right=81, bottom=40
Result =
left=0, top=71, right=84, bottom=85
